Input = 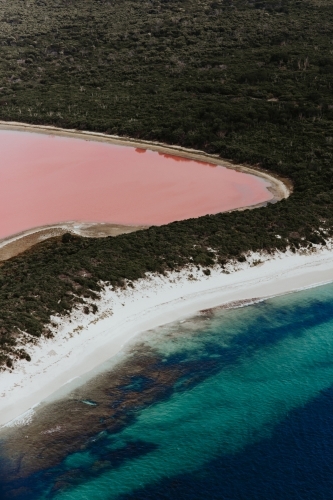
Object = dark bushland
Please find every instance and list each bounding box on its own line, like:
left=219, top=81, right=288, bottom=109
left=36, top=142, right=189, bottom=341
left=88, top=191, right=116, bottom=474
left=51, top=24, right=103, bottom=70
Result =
left=0, top=0, right=333, bottom=367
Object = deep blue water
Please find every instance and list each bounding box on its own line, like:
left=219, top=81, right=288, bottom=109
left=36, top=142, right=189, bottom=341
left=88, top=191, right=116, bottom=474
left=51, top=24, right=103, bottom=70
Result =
left=119, top=383, right=333, bottom=500
left=2, top=283, right=333, bottom=499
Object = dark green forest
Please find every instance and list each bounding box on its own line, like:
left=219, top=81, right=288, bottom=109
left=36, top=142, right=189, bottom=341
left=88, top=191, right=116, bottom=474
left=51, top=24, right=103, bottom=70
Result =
left=0, top=0, right=333, bottom=368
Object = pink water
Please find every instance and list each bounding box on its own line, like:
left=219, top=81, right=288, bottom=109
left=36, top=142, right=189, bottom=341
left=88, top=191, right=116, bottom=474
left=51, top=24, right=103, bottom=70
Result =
left=0, top=130, right=273, bottom=239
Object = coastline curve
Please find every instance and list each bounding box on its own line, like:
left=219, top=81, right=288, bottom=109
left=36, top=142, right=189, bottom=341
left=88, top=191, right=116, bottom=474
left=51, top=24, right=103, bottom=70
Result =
left=0, top=245, right=332, bottom=429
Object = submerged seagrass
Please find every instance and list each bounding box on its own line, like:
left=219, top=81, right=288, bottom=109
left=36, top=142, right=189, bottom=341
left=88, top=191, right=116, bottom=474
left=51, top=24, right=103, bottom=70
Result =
left=2, top=283, right=333, bottom=499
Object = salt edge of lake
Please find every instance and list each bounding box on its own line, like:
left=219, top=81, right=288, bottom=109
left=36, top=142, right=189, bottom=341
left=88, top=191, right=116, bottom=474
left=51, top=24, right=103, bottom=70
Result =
left=1, top=242, right=333, bottom=428
left=0, top=120, right=291, bottom=203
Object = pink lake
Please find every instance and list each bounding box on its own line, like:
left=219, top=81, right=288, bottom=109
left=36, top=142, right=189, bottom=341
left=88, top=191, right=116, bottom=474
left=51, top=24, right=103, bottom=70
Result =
left=0, top=130, right=273, bottom=240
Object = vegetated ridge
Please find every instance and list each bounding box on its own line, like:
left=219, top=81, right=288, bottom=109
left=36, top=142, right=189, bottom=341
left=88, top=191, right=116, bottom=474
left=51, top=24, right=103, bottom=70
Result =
left=0, top=0, right=333, bottom=369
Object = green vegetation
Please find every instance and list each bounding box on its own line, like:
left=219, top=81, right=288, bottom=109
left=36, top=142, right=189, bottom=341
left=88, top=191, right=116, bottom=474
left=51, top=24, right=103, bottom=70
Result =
left=0, top=0, right=333, bottom=368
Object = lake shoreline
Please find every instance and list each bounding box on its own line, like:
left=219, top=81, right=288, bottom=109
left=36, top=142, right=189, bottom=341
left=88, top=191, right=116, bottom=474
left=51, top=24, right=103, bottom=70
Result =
left=0, top=120, right=290, bottom=195
left=1, top=242, right=333, bottom=429
left=0, top=120, right=290, bottom=260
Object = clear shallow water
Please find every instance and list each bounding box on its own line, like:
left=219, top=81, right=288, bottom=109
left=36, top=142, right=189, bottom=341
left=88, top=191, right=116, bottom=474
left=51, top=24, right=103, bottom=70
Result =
left=2, top=284, right=333, bottom=499
left=0, top=129, right=272, bottom=239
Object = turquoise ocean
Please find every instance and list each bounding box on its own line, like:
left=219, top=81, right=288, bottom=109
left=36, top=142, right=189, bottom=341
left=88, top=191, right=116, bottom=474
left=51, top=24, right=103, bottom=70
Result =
left=2, top=282, right=333, bottom=499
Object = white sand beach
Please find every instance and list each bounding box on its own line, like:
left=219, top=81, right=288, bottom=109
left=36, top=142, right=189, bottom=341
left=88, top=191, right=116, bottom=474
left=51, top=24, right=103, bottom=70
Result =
left=1, top=244, right=333, bottom=429
left=0, top=120, right=294, bottom=429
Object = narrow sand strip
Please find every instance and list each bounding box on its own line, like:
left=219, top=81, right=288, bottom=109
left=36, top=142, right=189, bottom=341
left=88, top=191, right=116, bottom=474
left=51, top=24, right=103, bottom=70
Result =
left=0, top=222, right=148, bottom=261
left=0, top=244, right=332, bottom=428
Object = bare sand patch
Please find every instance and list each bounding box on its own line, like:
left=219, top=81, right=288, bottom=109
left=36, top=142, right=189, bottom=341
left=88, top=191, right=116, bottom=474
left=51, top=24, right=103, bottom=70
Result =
left=0, top=222, right=148, bottom=261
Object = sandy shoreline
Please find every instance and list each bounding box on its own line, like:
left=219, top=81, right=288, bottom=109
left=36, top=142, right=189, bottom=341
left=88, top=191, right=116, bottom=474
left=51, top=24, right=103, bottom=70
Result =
left=1, top=244, right=333, bottom=429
